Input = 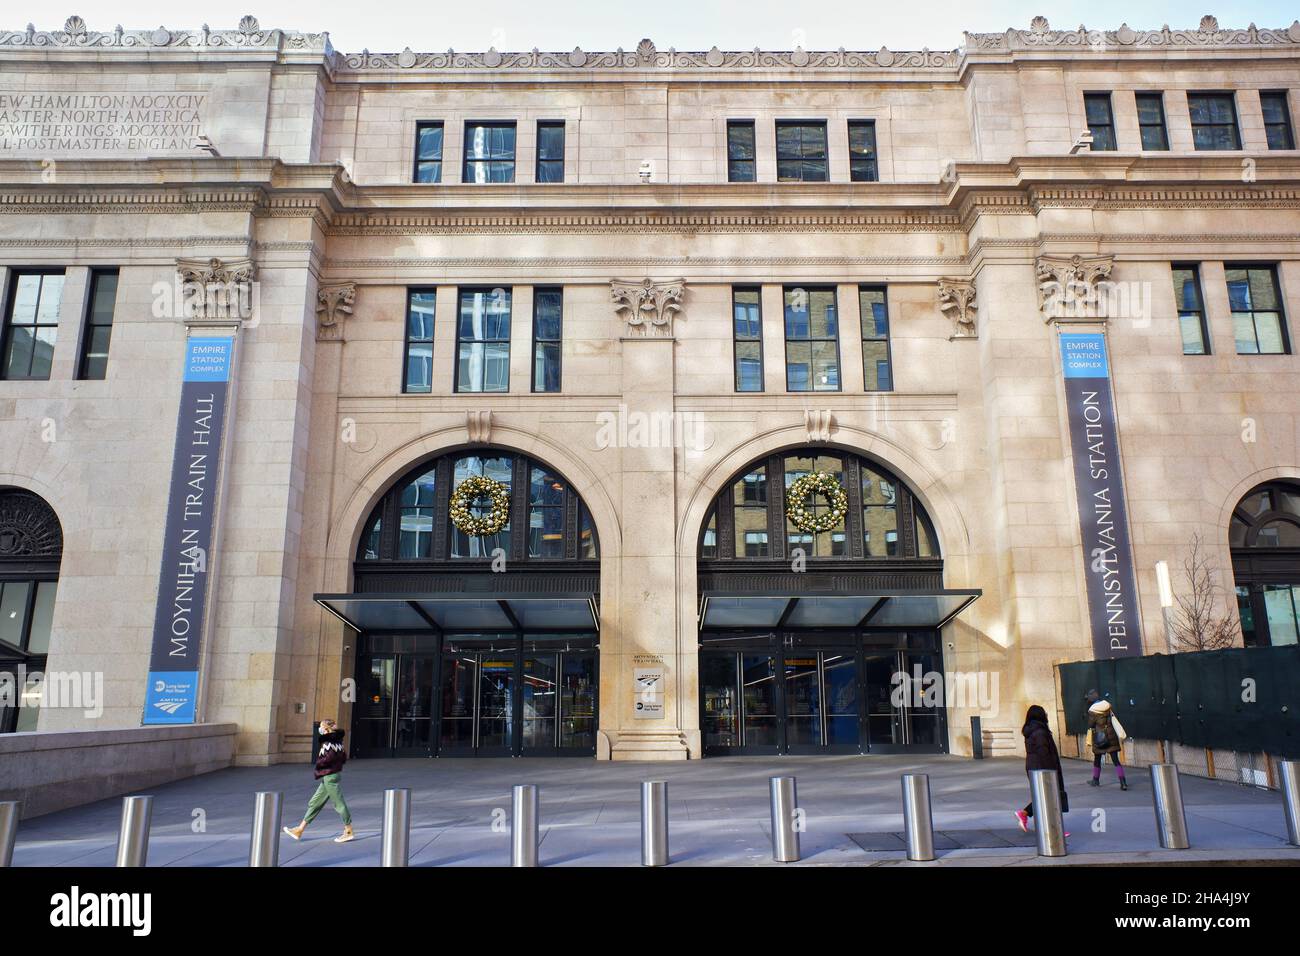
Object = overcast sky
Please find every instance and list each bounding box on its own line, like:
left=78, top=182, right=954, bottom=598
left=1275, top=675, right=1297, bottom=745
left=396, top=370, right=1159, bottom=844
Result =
left=26, top=2, right=1300, bottom=52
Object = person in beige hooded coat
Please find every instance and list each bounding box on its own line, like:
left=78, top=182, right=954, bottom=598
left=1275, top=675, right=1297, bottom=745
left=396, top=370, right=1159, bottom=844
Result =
left=1084, top=689, right=1128, bottom=790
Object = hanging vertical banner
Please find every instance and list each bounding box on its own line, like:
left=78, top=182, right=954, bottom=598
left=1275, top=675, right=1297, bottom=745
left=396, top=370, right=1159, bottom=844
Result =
left=143, top=336, right=234, bottom=724
left=1059, top=333, right=1143, bottom=659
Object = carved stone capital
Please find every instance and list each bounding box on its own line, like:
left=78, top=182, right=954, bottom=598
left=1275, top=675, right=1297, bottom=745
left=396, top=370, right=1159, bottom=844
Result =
left=175, top=256, right=256, bottom=324
left=1035, top=254, right=1115, bottom=323
left=316, top=282, right=355, bottom=341
left=937, top=278, right=978, bottom=338
left=611, top=278, right=685, bottom=337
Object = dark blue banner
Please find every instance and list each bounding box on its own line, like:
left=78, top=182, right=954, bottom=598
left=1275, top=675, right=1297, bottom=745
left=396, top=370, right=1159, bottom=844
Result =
left=143, top=336, right=234, bottom=724
left=1060, top=333, right=1143, bottom=659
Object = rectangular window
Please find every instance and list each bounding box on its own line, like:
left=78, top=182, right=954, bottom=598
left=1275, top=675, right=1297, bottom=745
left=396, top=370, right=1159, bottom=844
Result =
left=732, top=466, right=768, bottom=558
left=463, top=122, right=516, bottom=183
left=536, top=121, right=565, bottom=183
left=859, top=286, right=893, bottom=391
left=1226, top=265, right=1289, bottom=354
left=1171, top=265, right=1209, bottom=355
left=848, top=120, right=879, bottom=182
left=1084, top=93, right=1117, bottom=151
left=403, top=289, right=436, bottom=393
left=726, top=120, right=756, bottom=182
left=732, top=287, right=763, bottom=392
left=456, top=287, right=511, bottom=392
left=784, top=286, right=839, bottom=392
left=1261, top=91, right=1295, bottom=150
left=1188, top=93, right=1241, bottom=150
left=414, top=121, right=444, bottom=183
left=1, top=270, right=64, bottom=381
left=775, top=121, right=828, bottom=182
left=532, top=287, right=562, bottom=392
left=77, top=268, right=119, bottom=380
left=1136, top=92, right=1169, bottom=150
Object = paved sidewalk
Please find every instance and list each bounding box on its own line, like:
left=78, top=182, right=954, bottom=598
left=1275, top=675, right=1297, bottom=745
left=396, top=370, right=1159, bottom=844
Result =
left=9, top=755, right=1299, bottom=866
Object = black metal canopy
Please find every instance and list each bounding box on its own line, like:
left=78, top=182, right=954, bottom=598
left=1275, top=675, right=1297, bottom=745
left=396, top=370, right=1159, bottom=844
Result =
left=314, top=591, right=599, bottom=634
left=698, top=588, right=981, bottom=631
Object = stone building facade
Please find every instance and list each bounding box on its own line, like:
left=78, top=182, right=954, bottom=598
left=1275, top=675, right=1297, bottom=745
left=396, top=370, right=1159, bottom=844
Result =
left=1, top=14, right=1299, bottom=764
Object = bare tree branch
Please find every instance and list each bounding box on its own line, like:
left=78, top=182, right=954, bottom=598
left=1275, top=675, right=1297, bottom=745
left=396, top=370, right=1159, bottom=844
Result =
left=1170, top=532, right=1241, bottom=652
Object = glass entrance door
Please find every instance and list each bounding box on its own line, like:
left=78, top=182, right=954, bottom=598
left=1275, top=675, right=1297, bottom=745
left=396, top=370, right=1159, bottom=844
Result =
left=353, top=653, right=436, bottom=756
left=522, top=649, right=598, bottom=753
left=863, top=648, right=944, bottom=752
left=439, top=641, right=515, bottom=756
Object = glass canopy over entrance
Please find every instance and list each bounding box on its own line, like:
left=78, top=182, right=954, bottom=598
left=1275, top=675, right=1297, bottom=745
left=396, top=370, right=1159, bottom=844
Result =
left=698, top=589, right=980, bottom=631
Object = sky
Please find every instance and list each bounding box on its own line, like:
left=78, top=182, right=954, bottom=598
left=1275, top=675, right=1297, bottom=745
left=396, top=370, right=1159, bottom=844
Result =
left=23, top=1, right=1300, bottom=53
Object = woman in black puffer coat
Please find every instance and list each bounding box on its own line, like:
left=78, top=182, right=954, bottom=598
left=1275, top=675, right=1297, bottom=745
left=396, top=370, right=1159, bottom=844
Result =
left=1015, top=705, right=1069, bottom=834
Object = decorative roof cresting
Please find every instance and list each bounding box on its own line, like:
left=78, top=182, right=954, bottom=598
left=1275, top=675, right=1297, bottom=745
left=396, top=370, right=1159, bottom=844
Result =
left=0, top=14, right=331, bottom=52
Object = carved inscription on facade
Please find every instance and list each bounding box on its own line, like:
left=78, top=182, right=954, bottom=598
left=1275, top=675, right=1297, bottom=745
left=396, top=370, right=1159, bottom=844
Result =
left=0, top=92, right=205, bottom=154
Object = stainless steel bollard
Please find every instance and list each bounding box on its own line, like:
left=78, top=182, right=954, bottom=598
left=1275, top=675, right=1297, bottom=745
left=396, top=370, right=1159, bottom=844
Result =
left=1150, top=763, right=1190, bottom=849
left=248, top=791, right=283, bottom=868
left=768, top=775, right=800, bottom=862
left=900, top=774, right=935, bottom=861
left=1281, top=760, right=1300, bottom=847
left=641, top=781, right=669, bottom=867
left=511, top=784, right=539, bottom=867
left=0, top=801, right=19, bottom=868
left=115, top=795, right=153, bottom=868
left=1029, top=769, right=1067, bottom=858
left=380, top=788, right=411, bottom=867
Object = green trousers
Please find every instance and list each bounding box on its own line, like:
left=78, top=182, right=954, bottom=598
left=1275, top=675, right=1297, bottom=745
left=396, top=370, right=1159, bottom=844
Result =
left=303, top=773, right=352, bottom=827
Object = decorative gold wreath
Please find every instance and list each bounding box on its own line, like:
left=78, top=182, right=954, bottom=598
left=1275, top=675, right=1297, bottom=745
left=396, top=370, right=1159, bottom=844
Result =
left=786, top=472, right=849, bottom=534
left=449, top=475, right=511, bottom=537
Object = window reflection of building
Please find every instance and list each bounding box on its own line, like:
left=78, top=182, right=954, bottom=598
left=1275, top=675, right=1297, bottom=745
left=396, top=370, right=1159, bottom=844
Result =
left=1230, top=481, right=1300, bottom=647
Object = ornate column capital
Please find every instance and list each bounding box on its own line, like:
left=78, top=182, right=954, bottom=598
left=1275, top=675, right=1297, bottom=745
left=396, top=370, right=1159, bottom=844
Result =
left=1036, top=254, right=1115, bottom=324
left=611, top=278, right=685, bottom=338
left=937, top=277, right=978, bottom=339
left=175, top=256, right=257, bottom=326
left=316, top=282, right=356, bottom=341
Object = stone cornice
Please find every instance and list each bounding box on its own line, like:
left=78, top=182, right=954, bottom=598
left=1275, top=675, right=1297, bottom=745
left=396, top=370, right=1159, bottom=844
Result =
left=0, top=15, right=330, bottom=57
left=964, top=15, right=1300, bottom=55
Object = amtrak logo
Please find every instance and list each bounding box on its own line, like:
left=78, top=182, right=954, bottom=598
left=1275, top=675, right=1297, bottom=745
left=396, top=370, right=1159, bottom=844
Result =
left=153, top=699, right=186, bottom=715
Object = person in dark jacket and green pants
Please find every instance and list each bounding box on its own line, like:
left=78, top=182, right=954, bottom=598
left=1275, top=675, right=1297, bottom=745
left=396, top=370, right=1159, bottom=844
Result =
left=283, top=719, right=354, bottom=843
left=1015, top=705, right=1069, bottom=835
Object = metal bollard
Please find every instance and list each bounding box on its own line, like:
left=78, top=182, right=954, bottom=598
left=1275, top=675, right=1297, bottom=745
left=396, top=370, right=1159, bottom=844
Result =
left=1150, top=763, right=1190, bottom=849
left=380, top=788, right=411, bottom=867
left=115, top=795, right=153, bottom=868
left=1281, top=760, right=1300, bottom=847
left=248, top=791, right=283, bottom=868
left=511, top=784, right=539, bottom=867
left=900, top=774, right=936, bottom=861
left=641, top=781, right=669, bottom=866
left=0, top=801, right=19, bottom=868
left=768, top=775, right=800, bottom=862
left=1029, top=770, right=1067, bottom=858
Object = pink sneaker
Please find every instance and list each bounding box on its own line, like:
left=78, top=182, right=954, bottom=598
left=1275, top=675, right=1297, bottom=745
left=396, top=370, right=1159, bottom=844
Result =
left=1014, top=809, right=1030, bottom=833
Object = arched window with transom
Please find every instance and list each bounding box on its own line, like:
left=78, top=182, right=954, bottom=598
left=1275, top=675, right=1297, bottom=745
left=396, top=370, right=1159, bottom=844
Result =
left=1231, top=480, right=1300, bottom=646
left=0, top=488, right=63, bottom=733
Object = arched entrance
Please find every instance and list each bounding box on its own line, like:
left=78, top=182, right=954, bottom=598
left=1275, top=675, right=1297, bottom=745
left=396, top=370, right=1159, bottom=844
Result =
left=1230, top=480, right=1300, bottom=646
left=316, top=448, right=601, bottom=757
left=0, top=488, right=63, bottom=733
left=694, top=449, right=978, bottom=755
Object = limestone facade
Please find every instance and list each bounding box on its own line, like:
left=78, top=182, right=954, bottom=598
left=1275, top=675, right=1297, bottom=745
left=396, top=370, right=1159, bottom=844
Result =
left=1, top=15, right=1298, bottom=762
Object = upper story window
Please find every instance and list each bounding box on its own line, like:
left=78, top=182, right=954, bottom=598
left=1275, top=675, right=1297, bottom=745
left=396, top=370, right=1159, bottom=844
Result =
left=1136, top=92, right=1169, bottom=150
left=784, top=286, right=839, bottom=392
left=726, top=120, right=756, bottom=182
left=1188, top=93, right=1241, bottom=150
left=456, top=288, right=511, bottom=392
left=414, top=121, right=444, bottom=183
left=1084, top=93, right=1117, bottom=151
left=859, top=286, right=893, bottom=391
left=1261, top=92, right=1295, bottom=150
left=403, top=289, right=436, bottom=394
left=77, top=268, right=119, bottom=380
left=357, top=450, right=599, bottom=563
left=531, top=287, right=562, bottom=392
left=848, top=120, right=879, bottom=182
left=536, top=121, right=565, bottom=183
left=1, top=270, right=64, bottom=381
left=775, top=121, right=828, bottom=182
left=1171, top=265, right=1209, bottom=355
left=1226, top=265, right=1289, bottom=354
left=732, top=287, right=763, bottom=392
left=463, top=122, right=516, bottom=183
